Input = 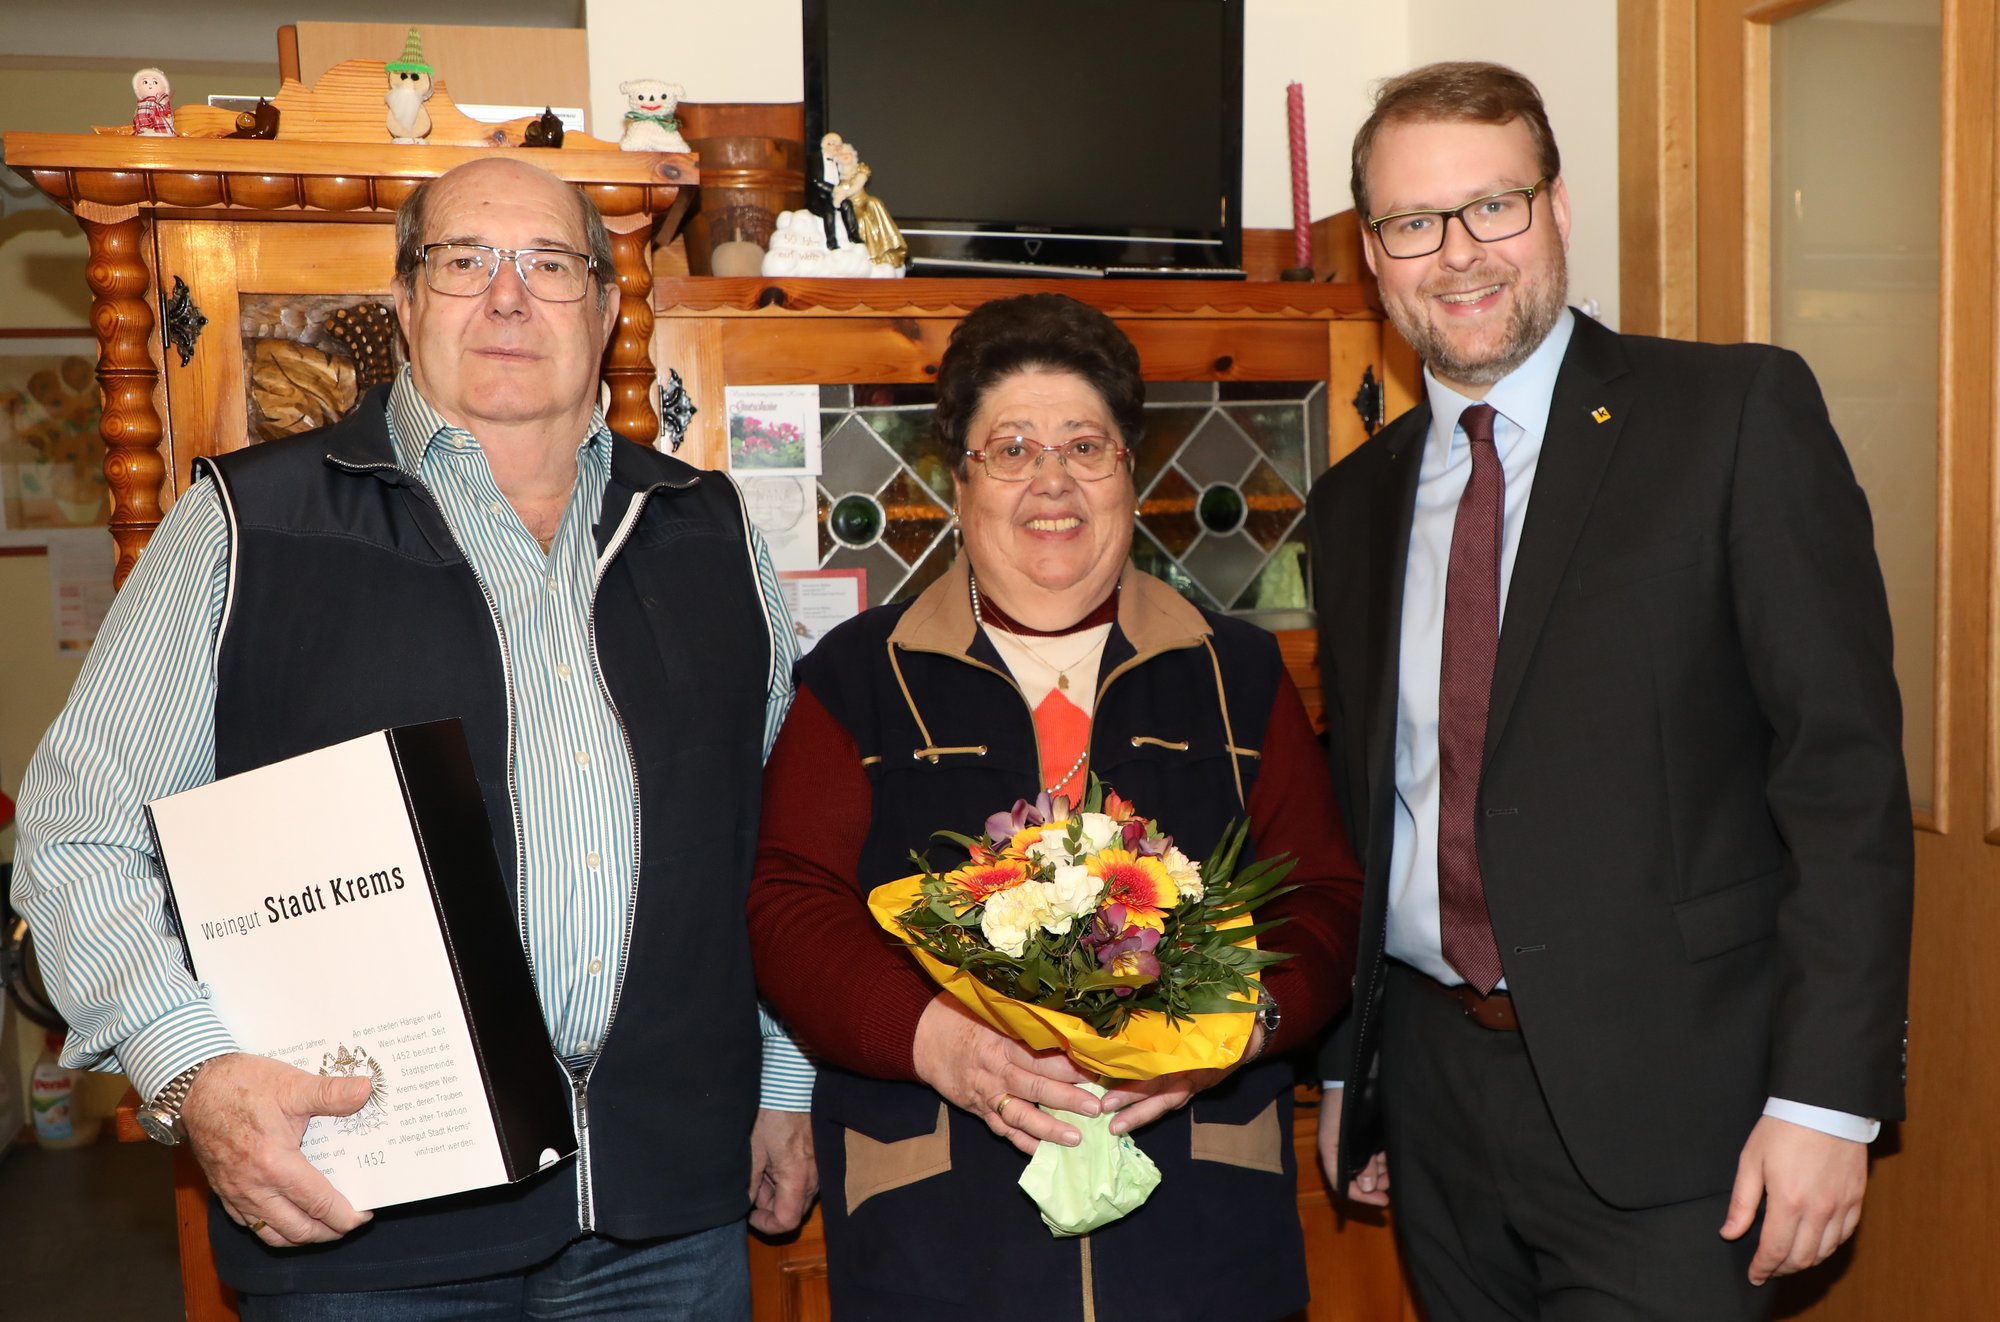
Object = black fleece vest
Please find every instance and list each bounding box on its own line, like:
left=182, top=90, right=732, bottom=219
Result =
left=201, top=391, right=773, bottom=1293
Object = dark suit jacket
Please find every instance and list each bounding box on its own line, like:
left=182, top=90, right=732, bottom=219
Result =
left=1309, top=312, right=1913, bottom=1210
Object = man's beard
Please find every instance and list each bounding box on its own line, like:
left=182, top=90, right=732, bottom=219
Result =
left=1387, top=250, right=1569, bottom=389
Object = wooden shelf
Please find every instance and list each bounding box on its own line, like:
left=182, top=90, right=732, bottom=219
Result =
left=653, top=275, right=1380, bottom=319
left=4, top=132, right=692, bottom=225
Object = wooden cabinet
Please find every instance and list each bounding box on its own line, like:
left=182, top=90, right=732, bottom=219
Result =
left=4, top=76, right=691, bottom=582
left=653, top=275, right=1396, bottom=472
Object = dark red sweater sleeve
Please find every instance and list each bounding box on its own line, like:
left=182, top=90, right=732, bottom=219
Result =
left=1241, top=671, right=1365, bottom=1056
left=748, top=683, right=939, bottom=1080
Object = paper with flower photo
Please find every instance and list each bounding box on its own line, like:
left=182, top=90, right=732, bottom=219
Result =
left=723, top=384, right=820, bottom=476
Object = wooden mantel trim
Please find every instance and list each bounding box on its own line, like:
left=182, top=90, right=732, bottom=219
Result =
left=653, top=276, right=1379, bottom=320
left=4, top=133, right=694, bottom=224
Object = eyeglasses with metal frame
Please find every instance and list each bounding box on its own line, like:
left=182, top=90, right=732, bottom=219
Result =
left=1367, top=177, right=1552, bottom=260
left=417, top=243, right=600, bottom=302
left=964, top=435, right=1130, bottom=482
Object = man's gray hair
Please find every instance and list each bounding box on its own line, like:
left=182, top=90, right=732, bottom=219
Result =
left=393, top=168, right=617, bottom=309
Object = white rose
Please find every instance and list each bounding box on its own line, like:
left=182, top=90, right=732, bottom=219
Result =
left=1027, top=834, right=1077, bottom=870
left=1077, top=812, right=1122, bottom=853
left=1163, top=846, right=1204, bottom=901
left=981, top=882, right=1056, bottom=957
left=1044, top=864, right=1105, bottom=934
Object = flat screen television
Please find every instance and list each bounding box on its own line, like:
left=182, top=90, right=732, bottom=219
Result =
left=803, top=0, right=1244, bottom=277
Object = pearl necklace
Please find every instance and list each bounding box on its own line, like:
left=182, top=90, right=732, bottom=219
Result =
left=969, top=569, right=1101, bottom=795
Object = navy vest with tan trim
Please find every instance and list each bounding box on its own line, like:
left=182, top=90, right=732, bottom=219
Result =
left=796, top=566, right=1309, bottom=1322
left=201, top=389, right=772, bottom=1294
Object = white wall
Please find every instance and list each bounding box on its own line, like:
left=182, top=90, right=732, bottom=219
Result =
left=582, top=0, right=1393, bottom=234
left=1404, top=0, right=1622, bottom=328
left=1241, top=0, right=1406, bottom=238
left=583, top=0, right=1617, bottom=326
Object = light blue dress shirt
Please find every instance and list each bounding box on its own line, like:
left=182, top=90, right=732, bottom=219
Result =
left=13, top=368, right=813, bottom=1112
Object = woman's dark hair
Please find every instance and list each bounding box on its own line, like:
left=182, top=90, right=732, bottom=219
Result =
left=932, top=293, right=1145, bottom=475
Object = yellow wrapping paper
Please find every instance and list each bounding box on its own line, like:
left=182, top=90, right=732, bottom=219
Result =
left=866, top=873, right=1258, bottom=1081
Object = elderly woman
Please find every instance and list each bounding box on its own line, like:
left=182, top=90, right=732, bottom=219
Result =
left=749, top=293, right=1361, bottom=1321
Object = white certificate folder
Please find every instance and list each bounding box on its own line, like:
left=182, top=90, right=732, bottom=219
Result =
left=146, top=720, right=576, bottom=1210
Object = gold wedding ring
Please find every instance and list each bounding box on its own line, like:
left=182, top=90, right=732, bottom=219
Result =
left=994, top=1094, right=1012, bottom=1117
left=245, top=1218, right=268, bottom=1234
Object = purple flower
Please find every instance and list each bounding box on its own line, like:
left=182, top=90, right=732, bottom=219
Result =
left=984, top=791, right=1070, bottom=844
left=1082, top=905, right=1161, bottom=995
left=985, top=793, right=1049, bottom=843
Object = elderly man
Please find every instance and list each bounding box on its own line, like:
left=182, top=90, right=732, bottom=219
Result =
left=12, top=157, right=813, bottom=1318
left=1309, top=63, right=1913, bottom=1320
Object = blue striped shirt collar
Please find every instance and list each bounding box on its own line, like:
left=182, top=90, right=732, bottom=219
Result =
left=385, top=364, right=615, bottom=472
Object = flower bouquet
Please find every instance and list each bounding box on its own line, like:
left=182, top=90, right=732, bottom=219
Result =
left=866, top=776, right=1295, bottom=1234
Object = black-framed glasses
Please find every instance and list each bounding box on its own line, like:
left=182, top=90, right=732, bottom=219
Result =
left=965, top=435, right=1129, bottom=482
left=1367, top=178, right=1552, bottom=259
left=417, top=243, right=599, bottom=302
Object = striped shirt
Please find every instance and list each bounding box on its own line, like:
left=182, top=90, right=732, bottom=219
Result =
left=12, top=368, right=812, bottom=1110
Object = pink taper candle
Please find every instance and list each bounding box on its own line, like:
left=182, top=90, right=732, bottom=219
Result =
left=1287, top=82, right=1311, bottom=270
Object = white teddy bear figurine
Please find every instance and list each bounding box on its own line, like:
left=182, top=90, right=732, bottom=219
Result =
left=617, top=80, right=690, bottom=152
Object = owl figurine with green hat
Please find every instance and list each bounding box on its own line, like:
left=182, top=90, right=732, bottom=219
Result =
left=385, top=28, right=435, bottom=143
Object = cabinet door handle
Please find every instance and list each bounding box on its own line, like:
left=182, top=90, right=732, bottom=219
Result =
left=1350, top=364, right=1383, bottom=436
left=164, top=276, right=207, bottom=367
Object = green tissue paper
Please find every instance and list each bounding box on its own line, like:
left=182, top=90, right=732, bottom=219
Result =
left=1017, top=1082, right=1162, bottom=1236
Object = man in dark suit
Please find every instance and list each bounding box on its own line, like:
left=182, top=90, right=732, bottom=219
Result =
left=1309, top=62, right=1913, bottom=1320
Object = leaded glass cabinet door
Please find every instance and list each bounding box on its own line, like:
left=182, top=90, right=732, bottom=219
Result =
left=809, top=378, right=1328, bottom=621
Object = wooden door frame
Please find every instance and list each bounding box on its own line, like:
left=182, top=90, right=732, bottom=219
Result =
left=1619, top=0, right=1972, bottom=835
left=1619, top=3, right=1999, bottom=1315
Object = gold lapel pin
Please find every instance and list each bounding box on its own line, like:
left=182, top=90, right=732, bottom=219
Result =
left=1591, top=406, right=1611, bottom=424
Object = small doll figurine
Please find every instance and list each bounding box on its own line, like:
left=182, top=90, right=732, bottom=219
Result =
left=831, top=138, right=907, bottom=271
left=131, top=68, right=176, bottom=137
left=384, top=29, right=436, bottom=144
left=617, top=80, right=690, bottom=152
left=808, top=132, right=859, bottom=250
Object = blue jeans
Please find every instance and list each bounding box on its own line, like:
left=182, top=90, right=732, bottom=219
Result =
left=237, top=1221, right=751, bottom=1322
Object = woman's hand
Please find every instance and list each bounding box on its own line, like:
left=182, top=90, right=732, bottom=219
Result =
left=912, top=995, right=1101, bottom=1156
left=1096, top=1023, right=1265, bottom=1136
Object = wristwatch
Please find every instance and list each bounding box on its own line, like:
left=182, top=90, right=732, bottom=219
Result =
left=136, top=1060, right=208, bottom=1146
left=1247, top=990, right=1282, bottom=1060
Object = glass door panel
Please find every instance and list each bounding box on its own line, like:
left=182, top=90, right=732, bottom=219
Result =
left=1770, top=0, right=1941, bottom=811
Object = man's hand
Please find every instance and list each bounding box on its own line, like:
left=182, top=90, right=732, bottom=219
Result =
left=1318, top=1087, right=1390, bottom=1206
left=912, top=995, right=1098, bottom=1156
left=1720, top=1114, right=1868, bottom=1284
left=1097, top=1024, right=1265, bottom=1135
left=182, top=1052, right=376, bottom=1246
left=747, top=1108, right=817, bottom=1235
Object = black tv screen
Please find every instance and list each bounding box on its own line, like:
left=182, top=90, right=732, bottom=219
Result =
left=804, top=0, right=1244, bottom=275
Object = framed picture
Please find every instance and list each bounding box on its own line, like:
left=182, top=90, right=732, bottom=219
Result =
left=0, top=333, right=105, bottom=546
left=778, top=568, right=866, bottom=654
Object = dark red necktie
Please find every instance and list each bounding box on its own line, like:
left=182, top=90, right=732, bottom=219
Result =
left=1437, top=402, right=1505, bottom=994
